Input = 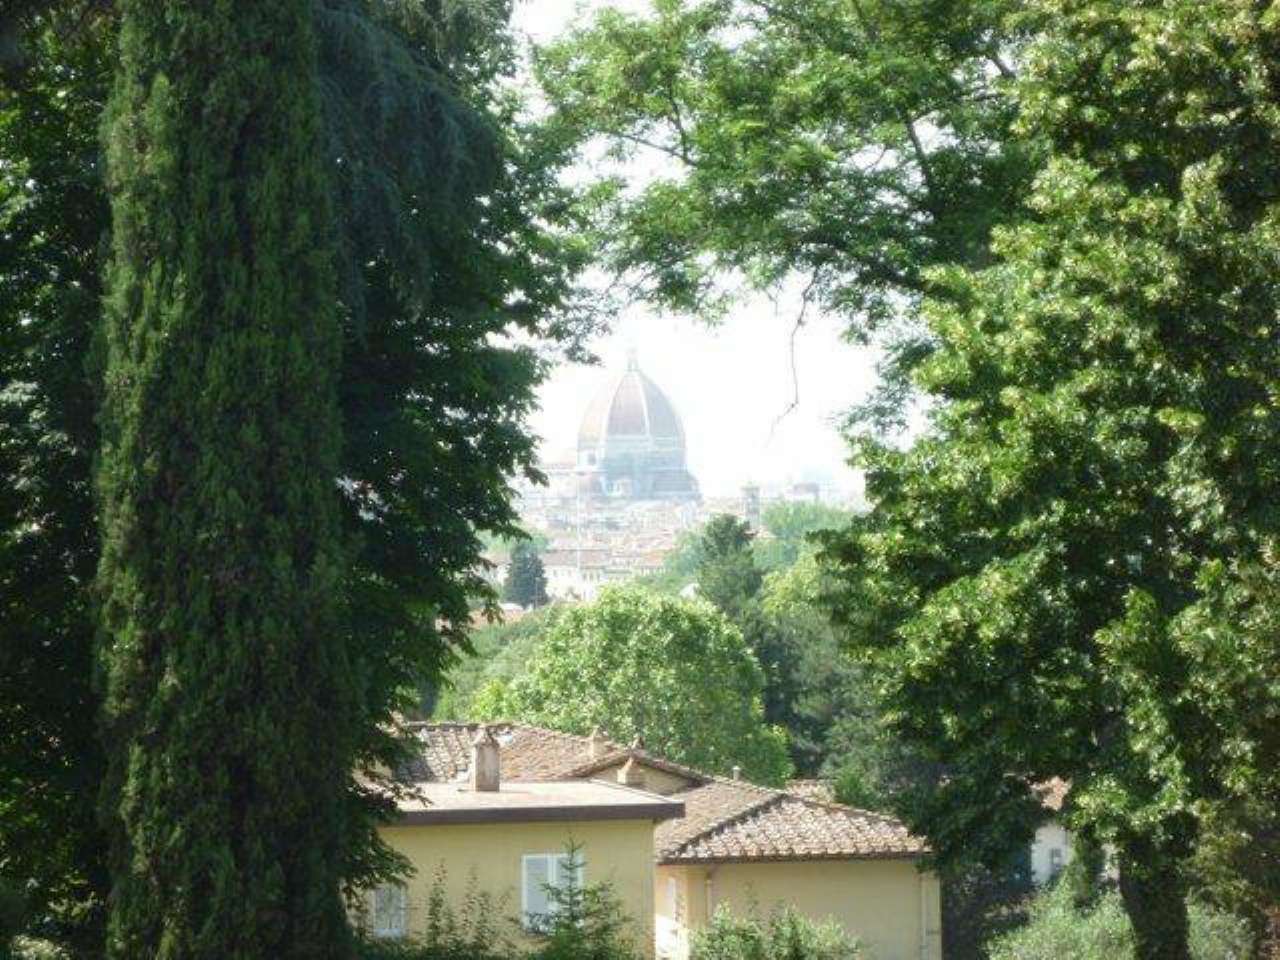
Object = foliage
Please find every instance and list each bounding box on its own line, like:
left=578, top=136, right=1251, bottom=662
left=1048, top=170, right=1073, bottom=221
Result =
left=1, top=2, right=586, bottom=954
left=354, top=867, right=515, bottom=960
left=530, top=846, right=639, bottom=960
left=690, top=905, right=863, bottom=960
left=1187, top=797, right=1280, bottom=956
left=694, top=515, right=761, bottom=617
left=987, top=882, right=1252, bottom=960
left=0, top=8, right=110, bottom=952
left=474, top=585, right=792, bottom=783
left=535, top=0, right=1034, bottom=341
left=96, top=0, right=355, bottom=955
left=824, top=0, right=1280, bottom=955
left=429, top=606, right=564, bottom=720
left=938, top=859, right=1032, bottom=960
left=503, top=541, right=550, bottom=608
left=755, top=502, right=852, bottom=573
left=5, top=938, right=71, bottom=960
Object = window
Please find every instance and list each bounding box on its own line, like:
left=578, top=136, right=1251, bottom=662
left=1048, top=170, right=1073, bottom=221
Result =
left=370, top=883, right=407, bottom=939
left=1049, top=847, right=1065, bottom=880
left=522, top=853, right=584, bottom=932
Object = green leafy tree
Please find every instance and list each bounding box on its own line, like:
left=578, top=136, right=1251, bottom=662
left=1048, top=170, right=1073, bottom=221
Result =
left=535, top=0, right=1034, bottom=333
left=96, top=0, right=355, bottom=955
left=759, top=557, right=905, bottom=791
left=695, top=515, right=761, bottom=618
left=754, top=502, right=851, bottom=572
left=693, top=516, right=808, bottom=751
left=986, top=881, right=1252, bottom=960
left=475, top=586, right=792, bottom=784
left=1, top=2, right=585, bottom=953
left=503, top=541, right=550, bottom=608
left=826, top=2, right=1280, bottom=956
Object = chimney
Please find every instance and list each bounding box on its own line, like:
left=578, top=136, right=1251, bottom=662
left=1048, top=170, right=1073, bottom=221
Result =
left=588, top=727, right=607, bottom=759
left=471, top=726, right=500, bottom=792
left=731, top=765, right=742, bottom=781
left=618, top=756, right=646, bottom=789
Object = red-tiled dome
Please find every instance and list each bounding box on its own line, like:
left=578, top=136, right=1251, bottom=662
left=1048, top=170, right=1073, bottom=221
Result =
left=578, top=354, right=686, bottom=451
left=574, top=353, right=700, bottom=501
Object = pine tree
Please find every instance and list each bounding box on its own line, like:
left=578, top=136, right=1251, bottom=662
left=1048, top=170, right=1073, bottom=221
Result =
left=504, top=541, right=549, bottom=608
left=96, top=2, right=354, bottom=956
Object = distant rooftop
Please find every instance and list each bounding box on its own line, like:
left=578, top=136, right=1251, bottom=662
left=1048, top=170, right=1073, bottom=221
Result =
left=396, top=779, right=684, bottom=826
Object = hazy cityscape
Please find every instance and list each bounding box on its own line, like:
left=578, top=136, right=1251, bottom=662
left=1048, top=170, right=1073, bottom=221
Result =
left=493, top=352, right=865, bottom=602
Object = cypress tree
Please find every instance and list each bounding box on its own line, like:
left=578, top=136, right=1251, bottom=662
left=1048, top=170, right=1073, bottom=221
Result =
left=96, top=2, right=354, bottom=957
left=503, top=542, right=549, bottom=609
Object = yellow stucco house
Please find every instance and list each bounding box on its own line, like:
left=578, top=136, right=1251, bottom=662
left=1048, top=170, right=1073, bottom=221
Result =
left=370, top=723, right=942, bottom=960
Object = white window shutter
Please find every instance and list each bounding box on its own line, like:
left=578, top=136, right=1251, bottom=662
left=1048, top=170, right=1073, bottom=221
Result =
left=523, top=854, right=553, bottom=930
left=371, top=883, right=407, bottom=939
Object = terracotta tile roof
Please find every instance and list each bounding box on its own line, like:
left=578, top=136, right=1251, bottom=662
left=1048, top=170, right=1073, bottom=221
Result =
left=404, top=723, right=928, bottom=863
left=1035, top=777, right=1069, bottom=813
left=655, top=779, right=777, bottom=855
left=786, top=779, right=836, bottom=803
left=401, top=722, right=624, bottom=783
left=656, top=778, right=926, bottom=863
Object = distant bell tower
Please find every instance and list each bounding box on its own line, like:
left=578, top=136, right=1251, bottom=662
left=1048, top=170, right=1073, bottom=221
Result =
left=742, top=483, right=761, bottom=530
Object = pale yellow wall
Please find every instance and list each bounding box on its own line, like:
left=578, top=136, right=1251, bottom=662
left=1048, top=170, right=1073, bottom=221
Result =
left=655, top=860, right=941, bottom=960
left=378, top=819, right=657, bottom=955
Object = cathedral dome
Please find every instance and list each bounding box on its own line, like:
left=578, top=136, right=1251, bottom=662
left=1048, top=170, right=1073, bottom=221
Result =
left=574, top=353, right=699, bottom=501
left=578, top=354, right=686, bottom=452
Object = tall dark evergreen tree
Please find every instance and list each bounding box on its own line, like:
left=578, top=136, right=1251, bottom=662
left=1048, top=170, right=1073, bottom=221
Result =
left=503, top=541, right=549, bottom=608
left=2, top=3, right=586, bottom=954
left=96, top=2, right=354, bottom=956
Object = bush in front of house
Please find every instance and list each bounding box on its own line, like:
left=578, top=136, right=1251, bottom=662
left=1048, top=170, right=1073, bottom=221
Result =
left=689, top=905, right=864, bottom=960
left=987, top=879, right=1253, bottom=960
left=355, top=851, right=640, bottom=960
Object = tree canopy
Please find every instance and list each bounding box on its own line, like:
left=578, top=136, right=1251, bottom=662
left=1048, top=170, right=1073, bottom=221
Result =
left=825, top=1, right=1280, bottom=955
left=535, top=0, right=1034, bottom=334
left=474, top=586, right=793, bottom=784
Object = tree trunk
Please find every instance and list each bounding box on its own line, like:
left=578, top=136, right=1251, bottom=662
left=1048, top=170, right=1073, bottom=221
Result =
left=1117, top=835, right=1192, bottom=960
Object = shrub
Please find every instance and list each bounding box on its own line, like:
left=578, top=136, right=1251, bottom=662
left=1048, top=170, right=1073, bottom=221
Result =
left=354, top=846, right=640, bottom=960
left=690, top=905, right=864, bottom=960
left=988, top=880, right=1253, bottom=960
left=532, top=847, right=639, bottom=960
left=6, top=938, right=70, bottom=960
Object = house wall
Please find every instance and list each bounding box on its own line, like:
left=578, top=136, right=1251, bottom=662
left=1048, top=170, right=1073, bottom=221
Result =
left=654, top=860, right=941, bottom=960
left=1030, top=822, right=1072, bottom=886
left=377, top=818, right=657, bottom=955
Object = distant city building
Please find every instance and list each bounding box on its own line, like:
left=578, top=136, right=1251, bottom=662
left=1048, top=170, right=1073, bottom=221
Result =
left=572, top=352, right=700, bottom=501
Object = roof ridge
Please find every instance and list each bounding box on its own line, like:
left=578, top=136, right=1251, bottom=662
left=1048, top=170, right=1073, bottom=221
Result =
left=787, top=793, right=910, bottom=827
left=566, top=747, right=712, bottom=785
left=662, top=789, right=787, bottom=860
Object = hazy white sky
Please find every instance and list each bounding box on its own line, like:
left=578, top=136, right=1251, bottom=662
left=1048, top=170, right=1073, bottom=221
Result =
left=514, top=0, right=881, bottom=497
